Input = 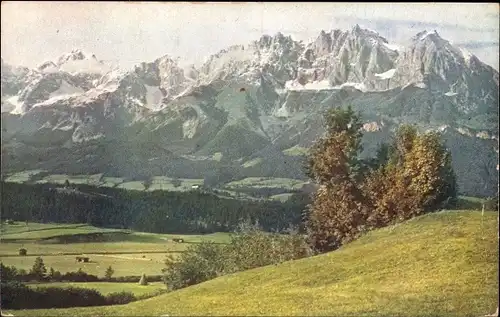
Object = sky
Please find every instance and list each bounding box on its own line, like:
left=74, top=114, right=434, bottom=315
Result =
left=1, top=2, right=498, bottom=70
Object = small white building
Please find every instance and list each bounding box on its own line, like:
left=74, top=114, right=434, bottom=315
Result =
left=191, top=185, right=200, bottom=190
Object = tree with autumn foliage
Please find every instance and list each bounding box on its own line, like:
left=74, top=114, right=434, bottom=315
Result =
left=305, top=106, right=370, bottom=252
left=364, top=125, right=458, bottom=227
left=305, top=108, right=458, bottom=253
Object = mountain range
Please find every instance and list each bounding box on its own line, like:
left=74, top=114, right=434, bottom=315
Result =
left=1, top=25, right=498, bottom=197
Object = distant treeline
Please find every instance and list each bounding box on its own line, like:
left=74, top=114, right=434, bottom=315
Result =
left=0, top=182, right=310, bottom=233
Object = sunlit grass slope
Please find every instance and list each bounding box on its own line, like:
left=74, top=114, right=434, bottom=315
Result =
left=9, top=210, right=499, bottom=317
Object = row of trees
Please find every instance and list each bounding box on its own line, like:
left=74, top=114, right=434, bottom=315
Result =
left=0, top=260, right=162, bottom=284
left=305, top=106, right=459, bottom=252
left=0, top=259, right=164, bottom=309
left=1, top=182, right=310, bottom=234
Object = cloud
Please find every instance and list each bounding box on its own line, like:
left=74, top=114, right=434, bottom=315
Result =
left=0, top=2, right=498, bottom=70
left=457, top=41, right=500, bottom=50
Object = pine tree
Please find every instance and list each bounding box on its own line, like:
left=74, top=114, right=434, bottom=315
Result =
left=104, top=265, right=114, bottom=280
left=48, top=267, right=56, bottom=280
left=30, top=256, right=47, bottom=280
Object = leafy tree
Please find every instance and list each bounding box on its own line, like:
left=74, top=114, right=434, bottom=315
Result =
left=30, top=256, right=47, bottom=280
left=305, top=106, right=370, bottom=252
left=305, top=109, right=458, bottom=253
left=306, top=105, right=364, bottom=183
left=365, top=127, right=458, bottom=227
left=1, top=263, right=18, bottom=282
left=104, top=266, right=114, bottom=280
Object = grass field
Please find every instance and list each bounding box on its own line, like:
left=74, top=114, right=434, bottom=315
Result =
left=456, top=195, right=492, bottom=210
left=8, top=210, right=498, bottom=317
left=282, top=145, right=309, bottom=156
left=242, top=157, right=263, bottom=168
left=225, top=177, right=308, bottom=190
left=0, top=253, right=170, bottom=277
left=28, top=282, right=166, bottom=296
left=3, top=170, right=311, bottom=199
left=269, top=193, right=294, bottom=202
left=0, top=222, right=231, bottom=277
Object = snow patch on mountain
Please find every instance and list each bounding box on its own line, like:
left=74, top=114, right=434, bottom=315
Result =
left=274, top=104, right=290, bottom=118
left=285, top=79, right=332, bottom=91
left=383, top=43, right=402, bottom=51
left=7, top=95, right=24, bottom=114
left=374, top=68, right=396, bottom=79
left=49, top=80, right=84, bottom=99
left=445, top=91, right=458, bottom=96
left=416, top=30, right=439, bottom=41
left=459, top=47, right=474, bottom=62
left=144, top=84, right=163, bottom=109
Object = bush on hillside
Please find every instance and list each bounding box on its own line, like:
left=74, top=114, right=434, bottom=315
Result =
left=105, top=291, right=136, bottom=305
left=18, top=248, right=27, bottom=256
left=163, top=241, right=226, bottom=291
left=162, top=222, right=312, bottom=291
left=0, top=282, right=107, bottom=309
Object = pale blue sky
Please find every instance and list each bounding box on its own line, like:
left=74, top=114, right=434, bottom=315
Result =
left=1, top=2, right=498, bottom=70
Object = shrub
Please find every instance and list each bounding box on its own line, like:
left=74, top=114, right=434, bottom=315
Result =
left=105, top=291, right=136, bottom=305
left=60, top=269, right=99, bottom=282
left=18, top=248, right=27, bottom=256
left=163, top=241, right=226, bottom=291
left=0, top=282, right=107, bottom=309
left=163, top=223, right=312, bottom=291
left=0, top=280, right=32, bottom=309
left=0, top=263, right=18, bottom=282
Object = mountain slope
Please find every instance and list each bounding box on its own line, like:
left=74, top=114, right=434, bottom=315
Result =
left=1, top=26, right=498, bottom=196
left=10, top=210, right=499, bottom=317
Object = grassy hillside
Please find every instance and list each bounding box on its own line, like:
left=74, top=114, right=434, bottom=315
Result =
left=8, top=210, right=498, bottom=317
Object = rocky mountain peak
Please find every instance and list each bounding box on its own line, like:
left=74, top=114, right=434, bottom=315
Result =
left=256, top=32, right=296, bottom=51
left=37, top=61, right=58, bottom=72
left=412, top=30, right=442, bottom=43
left=56, top=49, right=98, bottom=66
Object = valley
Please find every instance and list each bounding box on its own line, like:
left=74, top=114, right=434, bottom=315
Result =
left=1, top=3, right=498, bottom=317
